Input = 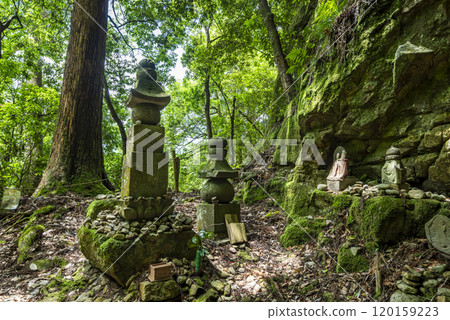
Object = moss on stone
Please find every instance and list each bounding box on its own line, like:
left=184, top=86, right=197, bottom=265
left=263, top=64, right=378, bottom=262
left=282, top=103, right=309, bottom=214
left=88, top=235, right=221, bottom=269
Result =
left=406, top=199, right=442, bottom=237
left=280, top=217, right=326, bottom=247
left=242, top=180, right=267, bottom=205
left=17, top=225, right=45, bottom=264
left=330, top=194, right=355, bottom=216
left=336, top=246, right=369, bottom=273
left=351, top=197, right=407, bottom=244
left=85, top=199, right=119, bottom=219
left=33, top=205, right=55, bottom=216
left=78, top=224, right=196, bottom=286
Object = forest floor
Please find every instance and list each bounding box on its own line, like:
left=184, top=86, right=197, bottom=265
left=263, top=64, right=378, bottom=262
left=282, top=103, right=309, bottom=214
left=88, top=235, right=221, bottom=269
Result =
left=0, top=192, right=447, bottom=302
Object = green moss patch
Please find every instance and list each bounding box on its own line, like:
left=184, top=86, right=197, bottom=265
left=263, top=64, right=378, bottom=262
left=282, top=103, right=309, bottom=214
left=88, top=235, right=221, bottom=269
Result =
left=85, top=199, right=119, bottom=219
left=17, top=225, right=45, bottom=264
left=336, top=245, right=369, bottom=273
left=280, top=217, right=327, bottom=247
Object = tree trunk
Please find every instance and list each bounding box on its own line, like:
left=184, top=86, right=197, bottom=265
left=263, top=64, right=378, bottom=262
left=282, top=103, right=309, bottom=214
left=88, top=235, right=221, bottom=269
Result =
left=171, top=149, right=180, bottom=193
left=34, top=0, right=113, bottom=196
left=258, top=0, right=295, bottom=101
left=22, top=60, right=44, bottom=193
left=104, top=73, right=127, bottom=156
left=204, top=25, right=213, bottom=139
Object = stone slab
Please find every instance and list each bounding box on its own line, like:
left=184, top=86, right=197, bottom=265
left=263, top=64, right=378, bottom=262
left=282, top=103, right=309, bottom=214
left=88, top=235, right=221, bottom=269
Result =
left=425, top=214, right=450, bottom=258
left=78, top=226, right=196, bottom=286
left=228, top=222, right=247, bottom=245
left=327, top=176, right=357, bottom=191
left=121, top=152, right=169, bottom=198
left=126, top=124, right=165, bottom=153
left=197, top=203, right=240, bottom=233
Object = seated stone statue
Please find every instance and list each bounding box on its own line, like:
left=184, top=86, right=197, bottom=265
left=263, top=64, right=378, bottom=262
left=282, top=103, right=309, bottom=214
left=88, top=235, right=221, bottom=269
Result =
left=381, top=146, right=404, bottom=184
left=327, top=151, right=348, bottom=181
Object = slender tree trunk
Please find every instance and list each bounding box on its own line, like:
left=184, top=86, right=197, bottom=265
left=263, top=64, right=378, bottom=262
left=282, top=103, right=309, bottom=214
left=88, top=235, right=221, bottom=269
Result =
left=23, top=60, right=44, bottom=192
left=34, top=0, right=113, bottom=196
left=171, top=149, right=180, bottom=193
left=258, top=0, right=295, bottom=101
left=204, top=25, right=213, bottom=139
left=230, top=96, right=236, bottom=142
left=104, top=73, right=127, bottom=156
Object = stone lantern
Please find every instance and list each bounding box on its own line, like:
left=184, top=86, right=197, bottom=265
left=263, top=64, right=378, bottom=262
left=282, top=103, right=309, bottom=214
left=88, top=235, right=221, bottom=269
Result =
left=197, top=138, right=241, bottom=234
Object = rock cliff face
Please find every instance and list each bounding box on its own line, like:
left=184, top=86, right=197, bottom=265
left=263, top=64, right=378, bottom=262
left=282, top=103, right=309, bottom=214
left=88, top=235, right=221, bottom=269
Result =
left=274, top=0, right=449, bottom=196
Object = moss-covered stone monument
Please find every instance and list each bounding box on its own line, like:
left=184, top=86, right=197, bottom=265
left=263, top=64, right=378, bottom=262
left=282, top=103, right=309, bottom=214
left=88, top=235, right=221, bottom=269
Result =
left=78, top=60, right=195, bottom=286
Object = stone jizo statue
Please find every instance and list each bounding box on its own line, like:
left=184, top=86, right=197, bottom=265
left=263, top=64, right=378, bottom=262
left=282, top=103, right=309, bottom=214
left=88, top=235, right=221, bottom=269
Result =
left=327, top=151, right=348, bottom=181
left=381, top=146, right=405, bottom=185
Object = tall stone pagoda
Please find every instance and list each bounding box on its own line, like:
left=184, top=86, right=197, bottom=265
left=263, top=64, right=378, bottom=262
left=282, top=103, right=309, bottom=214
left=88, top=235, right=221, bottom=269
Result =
left=119, top=59, right=173, bottom=221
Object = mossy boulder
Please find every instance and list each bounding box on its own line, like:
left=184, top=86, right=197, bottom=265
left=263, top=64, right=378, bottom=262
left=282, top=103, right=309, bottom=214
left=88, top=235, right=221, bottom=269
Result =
left=17, top=225, right=45, bottom=264
left=350, top=197, right=408, bottom=244
left=406, top=199, right=442, bottom=237
left=336, top=245, right=369, bottom=273
left=280, top=217, right=327, bottom=247
left=139, top=279, right=181, bottom=302
left=78, top=225, right=196, bottom=286
left=86, top=199, right=120, bottom=220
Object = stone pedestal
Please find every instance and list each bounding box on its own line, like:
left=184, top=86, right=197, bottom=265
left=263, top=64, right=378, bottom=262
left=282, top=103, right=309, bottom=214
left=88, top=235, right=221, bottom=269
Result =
left=327, top=177, right=357, bottom=191
left=197, top=203, right=241, bottom=233
left=79, top=224, right=195, bottom=286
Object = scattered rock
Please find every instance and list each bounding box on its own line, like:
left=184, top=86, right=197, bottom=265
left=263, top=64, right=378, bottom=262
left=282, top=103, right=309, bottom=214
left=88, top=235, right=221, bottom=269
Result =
left=211, top=280, right=224, bottom=293
left=397, top=280, right=418, bottom=294
left=408, top=189, right=425, bottom=199
left=390, top=291, right=423, bottom=302
left=140, top=279, right=180, bottom=302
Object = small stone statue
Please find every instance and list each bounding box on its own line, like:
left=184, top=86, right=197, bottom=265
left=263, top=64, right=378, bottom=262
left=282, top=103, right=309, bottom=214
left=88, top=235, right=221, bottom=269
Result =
left=327, top=150, right=348, bottom=181
left=327, top=147, right=355, bottom=191
left=381, top=146, right=405, bottom=185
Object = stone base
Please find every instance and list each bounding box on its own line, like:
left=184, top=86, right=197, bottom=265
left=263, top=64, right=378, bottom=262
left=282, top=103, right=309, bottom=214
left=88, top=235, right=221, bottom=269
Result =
left=119, top=196, right=174, bottom=221
left=78, top=226, right=196, bottom=286
left=327, top=177, right=357, bottom=191
left=197, top=203, right=240, bottom=233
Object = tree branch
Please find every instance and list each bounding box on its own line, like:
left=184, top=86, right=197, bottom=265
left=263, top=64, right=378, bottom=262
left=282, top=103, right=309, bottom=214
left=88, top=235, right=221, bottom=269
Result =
left=239, top=110, right=263, bottom=137
left=103, top=73, right=127, bottom=156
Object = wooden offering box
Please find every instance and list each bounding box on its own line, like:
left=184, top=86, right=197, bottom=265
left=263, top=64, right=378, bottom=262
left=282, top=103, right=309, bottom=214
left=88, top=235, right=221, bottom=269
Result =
left=149, top=262, right=172, bottom=281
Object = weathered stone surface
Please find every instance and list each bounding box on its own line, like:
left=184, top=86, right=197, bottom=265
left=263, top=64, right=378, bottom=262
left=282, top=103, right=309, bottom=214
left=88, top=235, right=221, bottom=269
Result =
left=425, top=215, right=450, bottom=258
left=390, top=290, right=423, bottom=302
left=422, top=279, right=439, bottom=289
left=78, top=226, right=196, bottom=286
left=139, top=279, right=180, bottom=302
left=197, top=203, right=240, bottom=233
left=336, top=245, right=369, bottom=273
left=317, top=184, right=327, bottom=191
left=393, top=42, right=434, bottom=98
left=211, top=280, right=225, bottom=293
left=397, top=280, right=418, bottom=294
left=121, top=152, right=169, bottom=199
left=408, top=189, right=425, bottom=199
left=125, top=124, right=165, bottom=153
left=437, top=287, right=450, bottom=297
left=200, top=178, right=235, bottom=203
